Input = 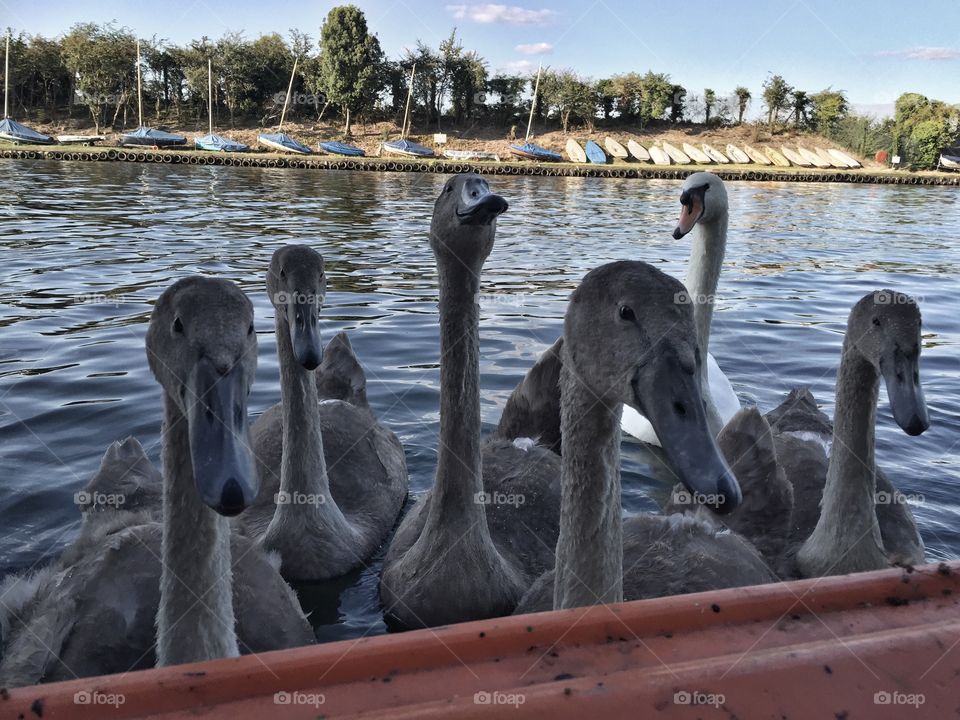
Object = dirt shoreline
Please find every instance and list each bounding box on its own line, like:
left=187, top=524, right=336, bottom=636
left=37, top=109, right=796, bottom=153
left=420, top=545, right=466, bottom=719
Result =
left=25, top=118, right=884, bottom=167
left=4, top=143, right=957, bottom=186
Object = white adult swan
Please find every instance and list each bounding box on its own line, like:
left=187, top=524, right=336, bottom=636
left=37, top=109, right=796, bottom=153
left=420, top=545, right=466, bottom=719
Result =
left=621, top=172, right=740, bottom=444
left=235, top=245, right=408, bottom=581
left=0, top=278, right=313, bottom=687
left=516, top=261, right=773, bottom=613
left=494, top=173, right=739, bottom=452
left=380, top=175, right=562, bottom=628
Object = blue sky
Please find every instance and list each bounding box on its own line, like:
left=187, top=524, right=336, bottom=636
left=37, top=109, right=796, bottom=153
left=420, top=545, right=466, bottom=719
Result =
left=9, top=0, right=960, bottom=117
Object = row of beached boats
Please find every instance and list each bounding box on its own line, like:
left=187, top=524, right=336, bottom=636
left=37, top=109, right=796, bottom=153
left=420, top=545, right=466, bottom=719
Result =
left=509, top=136, right=864, bottom=169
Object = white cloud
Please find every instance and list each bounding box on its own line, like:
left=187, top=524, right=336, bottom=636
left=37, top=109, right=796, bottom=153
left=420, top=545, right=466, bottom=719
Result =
left=447, top=4, right=555, bottom=25
left=876, top=47, right=960, bottom=61
left=515, top=42, right=553, bottom=55
left=502, top=59, right=536, bottom=74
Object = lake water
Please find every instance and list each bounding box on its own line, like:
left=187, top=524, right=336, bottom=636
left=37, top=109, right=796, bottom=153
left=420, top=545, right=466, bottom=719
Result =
left=1, top=161, right=958, bottom=642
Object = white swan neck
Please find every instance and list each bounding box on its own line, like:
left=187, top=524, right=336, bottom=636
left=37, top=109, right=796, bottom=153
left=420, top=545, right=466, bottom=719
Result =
left=684, top=215, right=727, bottom=435
left=157, top=393, right=238, bottom=666
left=553, top=360, right=623, bottom=609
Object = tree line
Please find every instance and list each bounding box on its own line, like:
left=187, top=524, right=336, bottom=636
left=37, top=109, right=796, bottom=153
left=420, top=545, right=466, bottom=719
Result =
left=2, top=4, right=957, bottom=167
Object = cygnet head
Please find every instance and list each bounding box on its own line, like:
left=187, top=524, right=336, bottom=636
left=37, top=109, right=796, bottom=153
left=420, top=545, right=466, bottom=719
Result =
left=146, top=276, right=259, bottom=516
left=564, top=260, right=742, bottom=513
left=848, top=290, right=929, bottom=436
left=266, top=244, right=327, bottom=371
left=429, top=174, right=508, bottom=270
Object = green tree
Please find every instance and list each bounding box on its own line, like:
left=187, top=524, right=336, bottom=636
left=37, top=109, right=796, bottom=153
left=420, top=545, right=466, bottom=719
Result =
left=539, top=68, right=593, bottom=132
left=761, top=74, right=792, bottom=132
left=637, top=71, right=673, bottom=127
left=669, top=84, right=686, bottom=123
left=791, top=89, right=810, bottom=127
left=809, top=89, right=848, bottom=137
left=485, top=73, right=525, bottom=125
left=215, top=33, right=257, bottom=124
left=734, top=86, right=751, bottom=124
left=703, top=88, right=716, bottom=125
left=318, top=5, right=384, bottom=135
left=61, top=22, right=137, bottom=132
left=606, top=72, right=643, bottom=121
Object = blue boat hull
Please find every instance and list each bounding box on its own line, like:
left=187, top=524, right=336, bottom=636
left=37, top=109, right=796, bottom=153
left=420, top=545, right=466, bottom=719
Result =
left=319, top=141, right=365, bottom=157
left=0, top=118, right=55, bottom=145
left=120, top=127, right=187, bottom=148
left=195, top=133, right=249, bottom=152
left=508, top=143, right=561, bottom=162
left=383, top=139, right=434, bottom=158
left=584, top=140, right=607, bottom=164
left=259, top=132, right=312, bottom=154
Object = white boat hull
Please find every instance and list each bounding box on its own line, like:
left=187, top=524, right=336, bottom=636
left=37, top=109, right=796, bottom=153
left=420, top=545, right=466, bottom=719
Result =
left=662, top=142, right=691, bottom=164
left=627, top=140, right=650, bottom=162
left=682, top=143, right=712, bottom=164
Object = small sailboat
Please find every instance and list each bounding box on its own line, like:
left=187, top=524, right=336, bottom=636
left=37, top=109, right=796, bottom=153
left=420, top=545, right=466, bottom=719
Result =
left=0, top=33, right=54, bottom=145
left=120, top=41, right=186, bottom=148
left=508, top=62, right=558, bottom=162
left=55, top=134, right=105, bottom=145
left=797, top=146, right=831, bottom=168
left=584, top=139, right=607, bottom=164
left=442, top=149, right=499, bottom=161
left=258, top=55, right=311, bottom=154
left=682, top=142, right=713, bottom=164
left=764, top=147, right=792, bottom=167
left=940, top=150, right=960, bottom=171
left=382, top=63, right=434, bottom=159
left=603, top=137, right=629, bottom=159
left=383, top=139, right=434, bottom=157
left=661, top=142, right=691, bottom=164
left=627, top=139, right=651, bottom=162
left=828, top=148, right=861, bottom=168
left=565, top=138, right=587, bottom=163
left=195, top=59, right=248, bottom=152
left=725, top=144, right=751, bottom=164
left=319, top=140, right=365, bottom=157
left=648, top=145, right=671, bottom=165
left=815, top=147, right=845, bottom=168
left=742, top=144, right=773, bottom=165
left=701, top=144, right=730, bottom=163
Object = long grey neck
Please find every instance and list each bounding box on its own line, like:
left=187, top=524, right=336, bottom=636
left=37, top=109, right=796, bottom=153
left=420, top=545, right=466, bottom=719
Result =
left=554, top=361, right=623, bottom=609
left=684, top=214, right=727, bottom=435
left=157, top=393, right=238, bottom=666
left=802, top=339, right=885, bottom=570
left=269, top=313, right=352, bottom=536
left=421, top=256, right=492, bottom=541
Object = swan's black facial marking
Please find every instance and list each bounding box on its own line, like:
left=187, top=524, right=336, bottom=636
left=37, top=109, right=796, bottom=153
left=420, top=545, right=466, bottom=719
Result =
left=674, top=183, right=709, bottom=240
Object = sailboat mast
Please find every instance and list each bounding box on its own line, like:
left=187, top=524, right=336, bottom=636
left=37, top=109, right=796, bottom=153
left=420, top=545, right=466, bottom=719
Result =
left=4, top=32, right=9, bottom=119
left=401, top=63, right=416, bottom=139
left=525, top=61, right=542, bottom=143
left=278, top=55, right=298, bottom=131
left=207, top=57, right=213, bottom=135
left=136, top=39, right=143, bottom=127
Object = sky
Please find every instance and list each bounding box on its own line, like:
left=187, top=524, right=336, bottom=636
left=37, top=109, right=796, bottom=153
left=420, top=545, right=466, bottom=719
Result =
left=7, top=0, right=960, bottom=118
